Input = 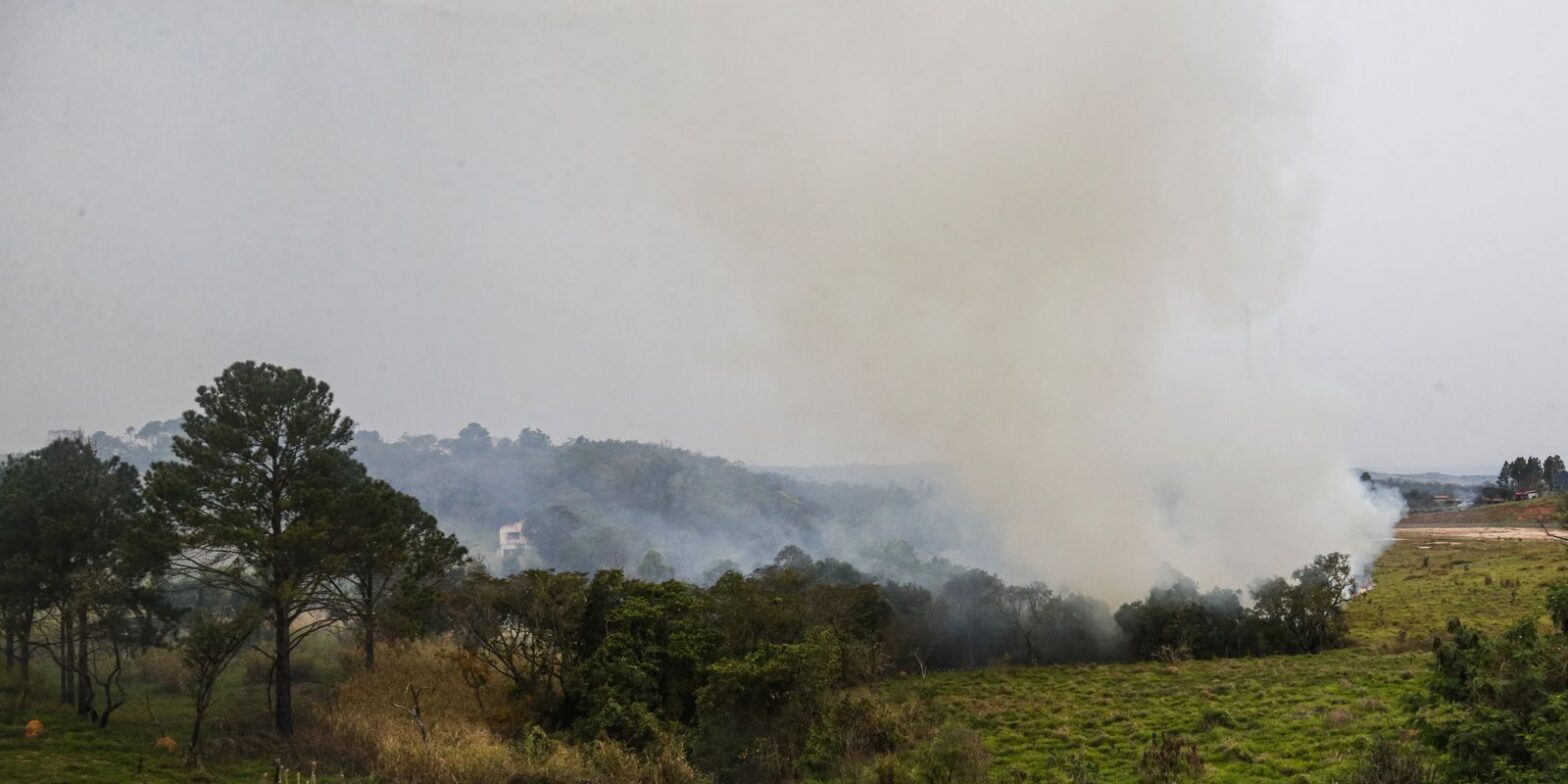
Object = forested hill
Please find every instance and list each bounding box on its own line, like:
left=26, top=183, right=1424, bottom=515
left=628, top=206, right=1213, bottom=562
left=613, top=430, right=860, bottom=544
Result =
left=76, top=420, right=983, bottom=584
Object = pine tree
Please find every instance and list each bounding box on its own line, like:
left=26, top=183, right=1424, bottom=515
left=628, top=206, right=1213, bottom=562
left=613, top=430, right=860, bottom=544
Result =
left=146, top=361, right=357, bottom=736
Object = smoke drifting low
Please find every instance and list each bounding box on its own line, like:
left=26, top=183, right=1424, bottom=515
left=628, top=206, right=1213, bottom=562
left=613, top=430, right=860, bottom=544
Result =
left=624, top=2, right=1400, bottom=596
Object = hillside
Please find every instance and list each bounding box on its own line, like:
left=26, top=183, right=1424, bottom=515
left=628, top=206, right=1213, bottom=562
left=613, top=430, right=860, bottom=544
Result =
left=1398, top=495, right=1562, bottom=529
left=76, top=420, right=987, bottom=584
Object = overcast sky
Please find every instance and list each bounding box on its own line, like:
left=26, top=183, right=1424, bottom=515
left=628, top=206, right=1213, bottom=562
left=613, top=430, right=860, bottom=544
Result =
left=3, top=1, right=1567, bottom=473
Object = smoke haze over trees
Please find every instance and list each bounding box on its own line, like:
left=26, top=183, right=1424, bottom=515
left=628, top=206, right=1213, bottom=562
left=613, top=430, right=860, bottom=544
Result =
left=74, top=419, right=993, bottom=589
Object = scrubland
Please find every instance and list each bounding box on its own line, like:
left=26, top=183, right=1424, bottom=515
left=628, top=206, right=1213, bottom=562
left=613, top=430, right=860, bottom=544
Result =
left=2, top=535, right=1561, bottom=783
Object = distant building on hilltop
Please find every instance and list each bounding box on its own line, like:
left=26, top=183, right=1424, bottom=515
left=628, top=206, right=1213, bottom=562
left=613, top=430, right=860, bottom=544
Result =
left=498, top=520, right=527, bottom=559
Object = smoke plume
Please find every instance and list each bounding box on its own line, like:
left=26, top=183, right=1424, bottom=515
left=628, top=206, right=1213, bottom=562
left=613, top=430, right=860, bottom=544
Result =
left=4, top=1, right=1401, bottom=597
left=618, top=2, right=1401, bottom=596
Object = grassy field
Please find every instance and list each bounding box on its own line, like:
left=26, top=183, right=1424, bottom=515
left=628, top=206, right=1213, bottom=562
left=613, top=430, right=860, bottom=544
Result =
left=883, top=535, right=1567, bottom=782
left=3, top=535, right=1563, bottom=783
left=0, top=635, right=348, bottom=784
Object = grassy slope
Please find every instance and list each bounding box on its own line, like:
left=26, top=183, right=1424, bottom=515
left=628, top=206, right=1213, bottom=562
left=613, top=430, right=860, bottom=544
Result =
left=884, top=537, right=1567, bottom=783
left=1400, top=495, right=1561, bottom=528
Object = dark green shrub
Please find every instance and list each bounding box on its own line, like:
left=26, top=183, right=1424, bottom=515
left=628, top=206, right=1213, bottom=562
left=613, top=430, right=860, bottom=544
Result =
left=1412, top=617, right=1568, bottom=781
left=1546, top=581, right=1568, bottom=634
left=694, top=628, right=842, bottom=782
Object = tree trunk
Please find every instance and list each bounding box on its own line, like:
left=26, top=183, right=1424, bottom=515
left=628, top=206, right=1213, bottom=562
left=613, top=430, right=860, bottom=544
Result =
left=359, top=577, right=377, bottom=671
left=187, top=692, right=210, bottom=767
left=363, top=613, right=376, bottom=670
left=273, top=608, right=293, bottom=736
left=14, top=612, right=32, bottom=708
left=76, top=605, right=92, bottom=717
left=97, top=683, right=121, bottom=728
left=4, top=626, right=13, bottom=672
left=59, top=610, right=72, bottom=704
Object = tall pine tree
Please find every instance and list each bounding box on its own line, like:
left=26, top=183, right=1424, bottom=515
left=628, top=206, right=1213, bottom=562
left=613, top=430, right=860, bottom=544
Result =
left=147, top=361, right=356, bottom=736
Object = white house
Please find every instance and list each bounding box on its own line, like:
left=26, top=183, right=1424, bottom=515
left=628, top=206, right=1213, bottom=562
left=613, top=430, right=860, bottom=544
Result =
left=498, top=520, right=527, bottom=559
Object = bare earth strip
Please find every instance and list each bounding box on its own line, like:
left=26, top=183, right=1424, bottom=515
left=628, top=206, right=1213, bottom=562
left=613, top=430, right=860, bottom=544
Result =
left=1393, top=496, right=1565, bottom=540
left=1396, top=524, right=1557, bottom=540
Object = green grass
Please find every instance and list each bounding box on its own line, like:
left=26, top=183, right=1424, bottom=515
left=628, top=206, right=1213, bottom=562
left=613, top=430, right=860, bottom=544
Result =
left=0, top=679, right=276, bottom=783
left=887, top=649, right=1422, bottom=782
left=1347, top=537, right=1564, bottom=646
left=0, top=633, right=350, bottom=783
left=883, top=537, right=1568, bottom=782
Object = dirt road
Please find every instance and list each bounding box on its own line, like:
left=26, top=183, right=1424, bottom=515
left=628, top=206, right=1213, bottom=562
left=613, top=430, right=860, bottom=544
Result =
left=1396, top=524, right=1560, bottom=541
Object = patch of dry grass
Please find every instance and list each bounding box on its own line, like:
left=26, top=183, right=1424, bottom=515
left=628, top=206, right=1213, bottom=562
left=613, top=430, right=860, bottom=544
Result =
left=312, top=638, right=706, bottom=784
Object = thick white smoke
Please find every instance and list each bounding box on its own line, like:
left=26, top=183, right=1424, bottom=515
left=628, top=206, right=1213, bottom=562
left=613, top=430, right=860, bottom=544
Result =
left=7, top=0, right=1400, bottom=597
left=609, top=1, right=1403, bottom=596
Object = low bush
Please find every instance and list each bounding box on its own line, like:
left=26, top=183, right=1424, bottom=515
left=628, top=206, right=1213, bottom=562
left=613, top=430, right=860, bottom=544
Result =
left=919, top=721, right=988, bottom=784
left=802, top=692, right=924, bottom=778
left=856, top=754, right=916, bottom=784
left=1347, top=739, right=1435, bottom=784
left=1546, top=580, right=1568, bottom=634
left=1136, top=732, right=1202, bottom=784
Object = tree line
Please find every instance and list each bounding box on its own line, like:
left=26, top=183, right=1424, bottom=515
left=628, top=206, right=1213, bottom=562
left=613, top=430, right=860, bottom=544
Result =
left=1113, top=553, right=1358, bottom=660
left=1492, top=454, right=1565, bottom=494
left=80, top=412, right=974, bottom=588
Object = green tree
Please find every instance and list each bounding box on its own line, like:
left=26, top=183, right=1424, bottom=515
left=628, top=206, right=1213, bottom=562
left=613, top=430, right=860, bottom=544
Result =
left=991, top=582, right=1058, bottom=664
left=447, top=569, right=588, bottom=719
left=568, top=571, right=719, bottom=747
left=1250, top=553, right=1356, bottom=654
left=1524, top=456, right=1545, bottom=490
left=323, top=476, right=465, bottom=669
left=1545, top=455, right=1566, bottom=491
left=145, top=361, right=357, bottom=736
left=178, top=608, right=259, bottom=766
left=695, top=627, right=843, bottom=783
left=0, top=437, right=171, bottom=718
left=0, top=454, right=50, bottom=707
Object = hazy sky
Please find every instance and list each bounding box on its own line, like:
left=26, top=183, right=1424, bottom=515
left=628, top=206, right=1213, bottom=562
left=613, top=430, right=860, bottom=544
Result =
left=3, top=1, right=1567, bottom=473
